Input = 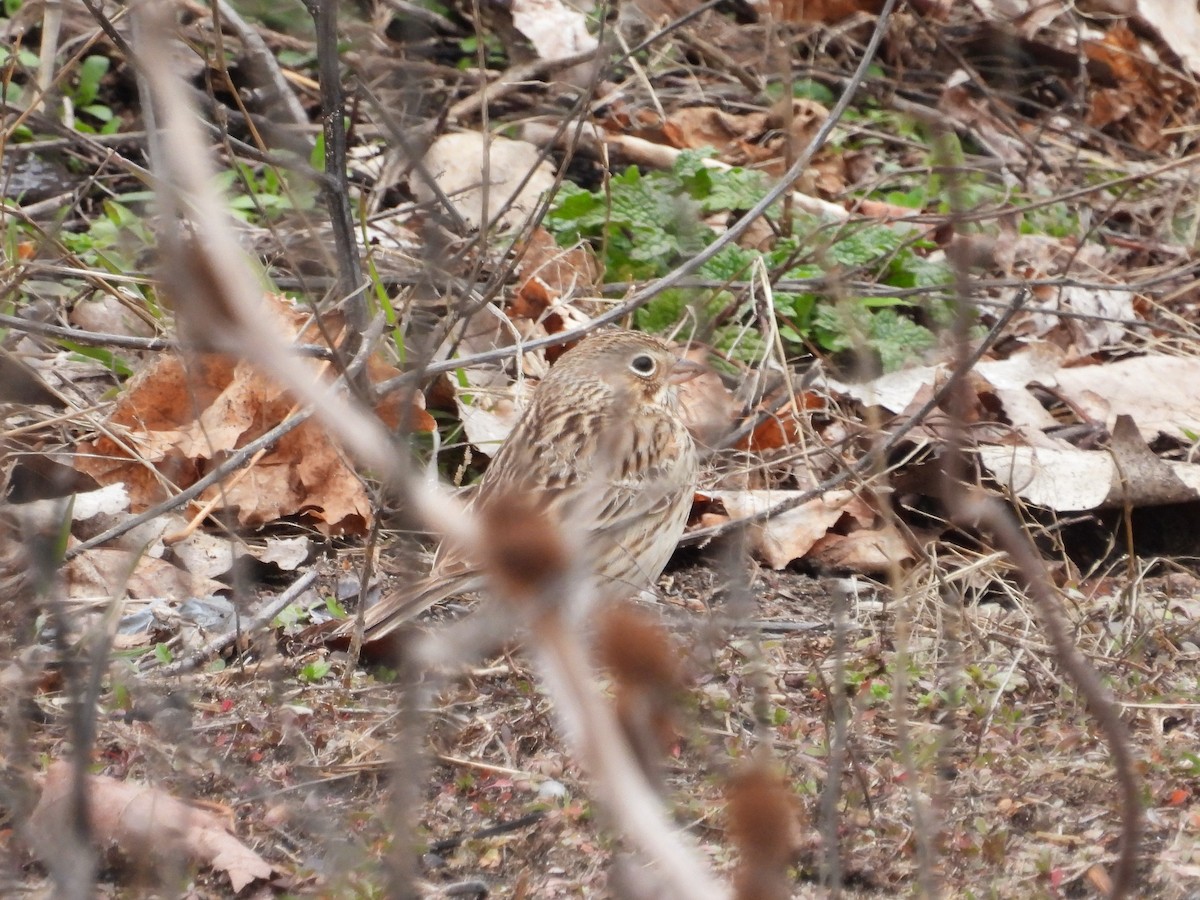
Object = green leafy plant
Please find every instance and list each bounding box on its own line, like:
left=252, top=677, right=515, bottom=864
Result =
left=0, top=44, right=39, bottom=68
left=59, top=196, right=157, bottom=274
left=298, top=660, right=332, bottom=683
left=273, top=602, right=310, bottom=629
left=66, top=55, right=120, bottom=135
left=60, top=341, right=133, bottom=377
left=547, top=151, right=952, bottom=370
left=457, top=33, right=506, bottom=69
left=219, top=162, right=318, bottom=223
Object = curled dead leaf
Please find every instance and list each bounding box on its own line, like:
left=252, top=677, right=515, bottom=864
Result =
left=700, top=489, right=889, bottom=570
left=30, top=761, right=273, bottom=892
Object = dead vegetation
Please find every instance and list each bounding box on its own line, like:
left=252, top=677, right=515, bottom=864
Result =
left=4, top=0, right=1200, bottom=896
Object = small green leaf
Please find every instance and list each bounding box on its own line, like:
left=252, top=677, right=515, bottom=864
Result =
left=60, top=342, right=133, bottom=377
left=309, top=131, right=326, bottom=171
left=793, top=80, right=835, bottom=104
left=111, top=682, right=131, bottom=710
left=81, top=103, right=113, bottom=122
left=273, top=603, right=305, bottom=629
left=74, top=55, right=110, bottom=107
left=0, top=45, right=40, bottom=68
left=298, top=660, right=332, bottom=683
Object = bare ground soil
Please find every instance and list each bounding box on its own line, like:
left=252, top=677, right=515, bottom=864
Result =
left=4, top=542, right=1198, bottom=897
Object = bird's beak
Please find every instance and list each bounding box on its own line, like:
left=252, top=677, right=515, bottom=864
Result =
left=669, top=357, right=706, bottom=385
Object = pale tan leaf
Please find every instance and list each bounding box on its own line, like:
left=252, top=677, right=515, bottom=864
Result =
left=64, top=549, right=226, bottom=601
left=411, top=133, right=557, bottom=231
left=30, top=762, right=273, bottom=892
left=704, top=490, right=871, bottom=569
left=807, top=525, right=914, bottom=573
left=1053, top=355, right=1200, bottom=443
left=511, top=0, right=598, bottom=61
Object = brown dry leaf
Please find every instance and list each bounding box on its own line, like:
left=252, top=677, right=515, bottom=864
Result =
left=701, top=489, right=875, bottom=569
left=170, top=530, right=242, bottom=580
left=76, top=352, right=369, bottom=534
left=769, top=0, right=883, bottom=23
left=661, top=106, right=767, bottom=159
left=1084, top=22, right=1183, bottom=150
left=253, top=535, right=311, bottom=571
left=75, top=296, right=418, bottom=536
left=967, top=0, right=1068, bottom=36
left=661, top=101, right=834, bottom=183
left=1131, top=0, right=1200, bottom=76
left=833, top=347, right=1200, bottom=510
left=1052, top=354, right=1200, bottom=443
left=1039, top=283, right=1132, bottom=355
left=829, top=346, right=1200, bottom=510
left=367, top=352, right=437, bottom=434
left=18, top=483, right=131, bottom=527
left=828, top=344, right=1065, bottom=434
left=674, top=349, right=738, bottom=448
left=736, top=394, right=824, bottom=453
left=807, top=524, right=913, bottom=573
left=30, top=761, right=273, bottom=892
left=977, top=417, right=1200, bottom=511
left=510, top=227, right=601, bottom=328
left=989, top=234, right=1137, bottom=354
left=70, top=293, right=157, bottom=341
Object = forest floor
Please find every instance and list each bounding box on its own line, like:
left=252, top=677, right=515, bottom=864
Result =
left=4, top=0, right=1200, bottom=897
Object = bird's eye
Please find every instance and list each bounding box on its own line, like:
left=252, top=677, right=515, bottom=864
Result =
left=629, top=354, right=657, bottom=377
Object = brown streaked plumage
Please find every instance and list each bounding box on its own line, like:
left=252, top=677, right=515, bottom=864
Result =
left=348, top=330, right=699, bottom=642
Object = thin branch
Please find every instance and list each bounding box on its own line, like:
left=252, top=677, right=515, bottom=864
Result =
left=150, top=570, right=318, bottom=675
left=308, top=0, right=367, bottom=340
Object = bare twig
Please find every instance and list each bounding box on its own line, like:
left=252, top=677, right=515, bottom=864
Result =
left=150, top=570, right=318, bottom=675
left=306, top=0, right=367, bottom=350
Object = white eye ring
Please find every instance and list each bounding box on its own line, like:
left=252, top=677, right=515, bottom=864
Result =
left=629, top=353, right=657, bottom=377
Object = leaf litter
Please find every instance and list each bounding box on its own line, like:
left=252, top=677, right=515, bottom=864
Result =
left=5, top=0, right=1200, bottom=896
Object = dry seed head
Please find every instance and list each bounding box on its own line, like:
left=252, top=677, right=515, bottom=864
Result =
left=725, top=764, right=803, bottom=868
left=478, top=490, right=573, bottom=608
left=594, top=602, right=684, bottom=691
left=596, top=602, right=686, bottom=779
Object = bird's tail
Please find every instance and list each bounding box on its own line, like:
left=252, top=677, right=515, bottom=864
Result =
left=334, top=573, right=478, bottom=644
